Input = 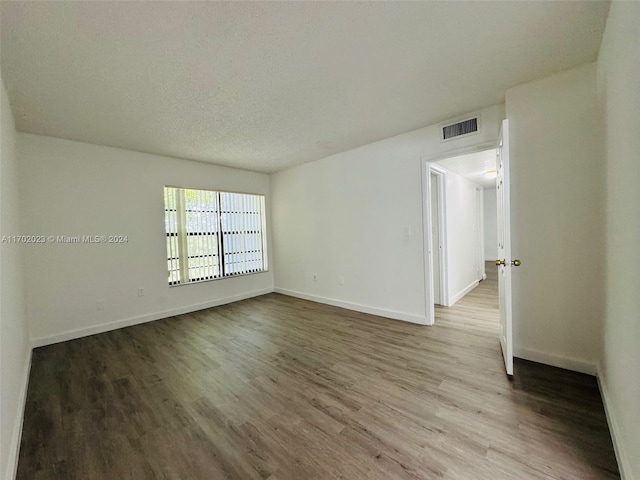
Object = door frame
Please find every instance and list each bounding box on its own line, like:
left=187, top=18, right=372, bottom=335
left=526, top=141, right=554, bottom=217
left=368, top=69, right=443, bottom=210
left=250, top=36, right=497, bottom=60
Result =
left=476, top=186, right=486, bottom=282
left=421, top=140, right=497, bottom=325
left=426, top=164, right=447, bottom=320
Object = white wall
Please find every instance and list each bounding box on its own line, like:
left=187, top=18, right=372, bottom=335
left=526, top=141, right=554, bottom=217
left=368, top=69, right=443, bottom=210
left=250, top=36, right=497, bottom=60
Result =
left=270, top=104, right=504, bottom=323
left=17, top=134, right=274, bottom=345
left=441, top=168, right=483, bottom=305
left=506, top=62, right=604, bottom=374
left=0, top=78, right=30, bottom=480
left=483, top=188, right=498, bottom=260
left=597, top=2, right=640, bottom=478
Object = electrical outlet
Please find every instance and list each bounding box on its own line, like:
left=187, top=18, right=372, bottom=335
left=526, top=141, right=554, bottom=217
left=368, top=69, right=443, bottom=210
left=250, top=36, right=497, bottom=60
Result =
left=339, top=276, right=344, bottom=286
left=313, top=273, right=318, bottom=282
left=96, top=299, right=105, bottom=311
left=402, top=226, right=411, bottom=238
left=137, top=288, right=144, bottom=297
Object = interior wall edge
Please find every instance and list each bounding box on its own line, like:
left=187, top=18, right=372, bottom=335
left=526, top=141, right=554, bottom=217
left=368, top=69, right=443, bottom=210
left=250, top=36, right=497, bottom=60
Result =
left=4, top=348, right=32, bottom=480
left=273, top=288, right=428, bottom=326
left=597, top=363, right=632, bottom=480
left=447, top=279, right=480, bottom=307
left=30, top=288, right=274, bottom=349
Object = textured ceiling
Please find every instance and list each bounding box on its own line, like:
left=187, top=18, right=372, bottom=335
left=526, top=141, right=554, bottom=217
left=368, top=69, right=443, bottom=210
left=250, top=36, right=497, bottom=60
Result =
left=0, top=1, right=609, bottom=173
left=438, top=149, right=498, bottom=189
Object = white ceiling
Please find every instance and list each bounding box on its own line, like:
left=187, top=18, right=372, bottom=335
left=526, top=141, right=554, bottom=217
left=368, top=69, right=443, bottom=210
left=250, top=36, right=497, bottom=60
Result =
left=438, top=149, right=498, bottom=189
left=0, top=1, right=610, bottom=173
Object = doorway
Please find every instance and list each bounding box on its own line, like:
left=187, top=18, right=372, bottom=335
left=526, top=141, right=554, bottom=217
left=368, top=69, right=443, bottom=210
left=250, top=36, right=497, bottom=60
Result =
left=429, top=166, right=446, bottom=307
left=476, top=186, right=485, bottom=283
left=422, top=145, right=499, bottom=326
left=422, top=120, right=514, bottom=376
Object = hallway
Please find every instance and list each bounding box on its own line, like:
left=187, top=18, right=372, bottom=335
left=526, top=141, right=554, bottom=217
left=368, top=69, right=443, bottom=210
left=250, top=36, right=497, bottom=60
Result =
left=436, top=261, right=500, bottom=334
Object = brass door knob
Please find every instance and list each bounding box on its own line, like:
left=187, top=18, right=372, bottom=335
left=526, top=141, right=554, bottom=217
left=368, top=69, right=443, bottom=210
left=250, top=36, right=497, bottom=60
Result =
left=512, top=259, right=522, bottom=267
left=496, top=259, right=506, bottom=266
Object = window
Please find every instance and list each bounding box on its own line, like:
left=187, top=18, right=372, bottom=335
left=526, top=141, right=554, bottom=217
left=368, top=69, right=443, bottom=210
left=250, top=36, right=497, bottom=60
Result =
left=164, top=186, right=267, bottom=286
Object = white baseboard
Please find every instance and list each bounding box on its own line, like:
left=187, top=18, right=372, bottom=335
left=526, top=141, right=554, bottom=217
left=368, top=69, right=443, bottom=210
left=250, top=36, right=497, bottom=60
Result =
left=274, top=288, right=428, bottom=325
left=448, top=280, right=479, bottom=306
left=597, top=363, right=632, bottom=480
left=514, top=345, right=596, bottom=375
left=31, top=288, right=274, bottom=348
left=5, top=347, right=32, bottom=480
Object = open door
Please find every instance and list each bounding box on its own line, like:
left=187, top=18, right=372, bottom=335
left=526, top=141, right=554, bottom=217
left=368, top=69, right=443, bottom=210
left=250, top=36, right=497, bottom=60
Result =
left=496, top=119, right=519, bottom=376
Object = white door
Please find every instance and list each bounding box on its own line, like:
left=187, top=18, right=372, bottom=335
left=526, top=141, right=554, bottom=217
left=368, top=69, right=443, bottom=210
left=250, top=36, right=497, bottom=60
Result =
left=496, top=119, right=517, bottom=376
left=430, top=174, right=441, bottom=305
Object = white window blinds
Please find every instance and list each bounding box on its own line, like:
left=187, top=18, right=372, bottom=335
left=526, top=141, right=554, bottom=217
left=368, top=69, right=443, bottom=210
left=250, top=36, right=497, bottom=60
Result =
left=164, top=187, right=267, bottom=286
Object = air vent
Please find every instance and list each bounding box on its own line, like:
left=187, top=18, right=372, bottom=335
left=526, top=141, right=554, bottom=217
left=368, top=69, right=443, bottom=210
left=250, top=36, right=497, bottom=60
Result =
left=441, top=116, right=479, bottom=142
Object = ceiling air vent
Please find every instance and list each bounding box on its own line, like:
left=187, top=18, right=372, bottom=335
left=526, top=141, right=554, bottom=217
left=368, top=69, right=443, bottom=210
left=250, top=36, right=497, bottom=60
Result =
left=441, top=116, right=479, bottom=142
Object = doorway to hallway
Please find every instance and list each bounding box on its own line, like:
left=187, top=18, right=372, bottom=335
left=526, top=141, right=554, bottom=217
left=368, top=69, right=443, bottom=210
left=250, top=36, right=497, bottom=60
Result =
left=424, top=147, right=497, bottom=314
left=422, top=120, right=517, bottom=376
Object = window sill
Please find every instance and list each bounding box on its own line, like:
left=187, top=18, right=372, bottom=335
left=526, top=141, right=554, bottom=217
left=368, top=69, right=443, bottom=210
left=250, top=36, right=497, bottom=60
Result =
left=168, top=268, right=269, bottom=287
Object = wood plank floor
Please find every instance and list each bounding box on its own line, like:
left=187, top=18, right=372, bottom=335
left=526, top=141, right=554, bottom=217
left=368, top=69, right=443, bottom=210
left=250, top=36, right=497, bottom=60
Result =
left=17, top=264, right=619, bottom=479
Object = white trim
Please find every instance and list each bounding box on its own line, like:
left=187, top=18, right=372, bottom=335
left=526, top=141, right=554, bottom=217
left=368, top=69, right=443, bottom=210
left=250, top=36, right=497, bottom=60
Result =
left=422, top=140, right=498, bottom=164
left=31, top=288, right=274, bottom=348
left=422, top=163, right=448, bottom=324
left=274, top=288, right=428, bottom=326
left=448, top=280, right=479, bottom=306
left=513, top=346, right=596, bottom=375
left=597, top=364, right=632, bottom=480
left=421, top=160, right=432, bottom=322
left=476, top=187, right=485, bottom=282
left=429, top=163, right=448, bottom=175
left=5, top=348, right=32, bottom=480
left=421, top=160, right=432, bottom=323
left=434, top=169, right=448, bottom=306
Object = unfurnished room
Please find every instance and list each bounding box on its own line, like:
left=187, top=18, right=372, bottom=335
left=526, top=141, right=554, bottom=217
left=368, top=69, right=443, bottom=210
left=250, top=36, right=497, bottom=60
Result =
left=0, top=1, right=638, bottom=479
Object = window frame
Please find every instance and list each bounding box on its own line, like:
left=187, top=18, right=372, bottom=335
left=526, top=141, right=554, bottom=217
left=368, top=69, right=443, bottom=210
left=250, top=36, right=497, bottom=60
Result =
left=164, top=185, right=269, bottom=287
